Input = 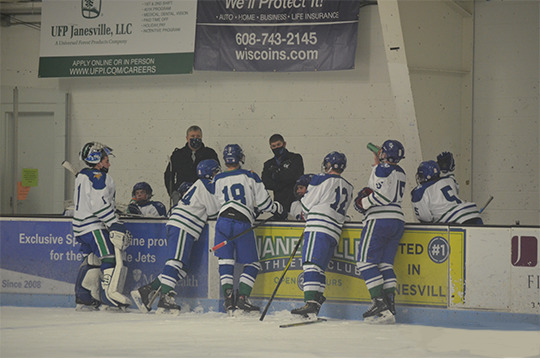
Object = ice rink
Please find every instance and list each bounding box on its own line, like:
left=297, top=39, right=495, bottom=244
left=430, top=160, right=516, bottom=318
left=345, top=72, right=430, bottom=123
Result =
left=1, top=306, right=539, bottom=358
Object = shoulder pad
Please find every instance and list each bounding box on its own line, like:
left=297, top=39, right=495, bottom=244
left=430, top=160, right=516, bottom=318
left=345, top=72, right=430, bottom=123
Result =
left=200, top=178, right=216, bottom=193
left=310, top=173, right=330, bottom=186
left=375, top=164, right=405, bottom=178
left=247, top=169, right=262, bottom=182
left=410, top=179, right=437, bottom=202
left=80, top=168, right=107, bottom=190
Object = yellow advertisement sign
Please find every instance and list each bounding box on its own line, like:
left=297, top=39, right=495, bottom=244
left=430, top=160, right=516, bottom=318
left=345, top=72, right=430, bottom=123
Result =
left=251, top=224, right=465, bottom=308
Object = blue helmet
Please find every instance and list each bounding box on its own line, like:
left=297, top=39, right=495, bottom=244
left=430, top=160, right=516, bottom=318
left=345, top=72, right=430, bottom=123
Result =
left=416, top=160, right=440, bottom=184
left=294, top=174, right=314, bottom=199
left=132, top=182, right=153, bottom=198
left=223, top=144, right=245, bottom=165
left=197, top=159, right=220, bottom=179
left=80, top=142, right=114, bottom=167
left=437, top=151, right=455, bottom=173
left=381, top=140, right=405, bottom=163
left=322, top=151, right=347, bottom=173
left=177, top=181, right=193, bottom=198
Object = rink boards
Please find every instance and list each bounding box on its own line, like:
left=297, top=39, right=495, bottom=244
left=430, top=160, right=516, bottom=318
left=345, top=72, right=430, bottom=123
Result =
left=1, top=217, right=538, bottom=320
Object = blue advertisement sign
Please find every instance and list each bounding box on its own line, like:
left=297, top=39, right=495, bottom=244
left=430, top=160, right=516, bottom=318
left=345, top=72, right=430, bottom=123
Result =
left=194, top=0, right=361, bottom=71
left=0, top=219, right=208, bottom=298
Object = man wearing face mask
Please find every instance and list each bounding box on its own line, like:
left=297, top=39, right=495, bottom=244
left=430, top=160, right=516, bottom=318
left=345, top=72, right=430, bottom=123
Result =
left=164, top=125, right=219, bottom=207
left=262, top=134, right=304, bottom=216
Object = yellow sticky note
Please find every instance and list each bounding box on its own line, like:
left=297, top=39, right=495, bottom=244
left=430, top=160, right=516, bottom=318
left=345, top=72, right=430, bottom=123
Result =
left=22, top=168, right=38, bottom=187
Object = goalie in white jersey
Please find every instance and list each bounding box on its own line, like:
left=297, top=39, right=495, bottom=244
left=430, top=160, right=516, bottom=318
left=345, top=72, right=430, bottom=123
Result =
left=213, top=144, right=284, bottom=313
left=411, top=160, right=483, bottom=225
left=290, top=152, right=354, bottom=317
left=73, top=142, right=132, bottom=311
left=354, top=139, right=407, bottom=324
left=131, top=159, right=221, bottom=314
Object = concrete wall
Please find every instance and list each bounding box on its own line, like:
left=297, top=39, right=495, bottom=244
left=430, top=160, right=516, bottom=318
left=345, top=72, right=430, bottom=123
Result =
left=1, top=0, right=539, bottom=225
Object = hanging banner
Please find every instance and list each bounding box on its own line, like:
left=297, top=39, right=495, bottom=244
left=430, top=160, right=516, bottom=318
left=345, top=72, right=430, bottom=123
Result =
left=194, top=0, right=361, bottom=72
left=38, top=0, right=198, bottom=77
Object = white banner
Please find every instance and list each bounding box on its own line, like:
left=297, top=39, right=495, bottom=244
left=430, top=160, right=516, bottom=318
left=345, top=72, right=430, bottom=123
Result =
left=39, top=0, right=198, bottom=77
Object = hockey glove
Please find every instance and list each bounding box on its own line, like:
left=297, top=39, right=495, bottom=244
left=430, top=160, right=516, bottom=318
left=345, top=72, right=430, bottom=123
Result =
left=354, top=187, right=373, bottom=214
left=270, top=201, right=285, bottom=219
left=109, top=223, right=132, bottom=251
left=127, top=202, right=142, bottom=215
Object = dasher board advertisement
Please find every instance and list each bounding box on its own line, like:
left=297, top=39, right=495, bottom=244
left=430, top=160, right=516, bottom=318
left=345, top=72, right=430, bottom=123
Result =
left=251, top=224, right=465, bottom=308
left=39, top=0, right=197, bottom=77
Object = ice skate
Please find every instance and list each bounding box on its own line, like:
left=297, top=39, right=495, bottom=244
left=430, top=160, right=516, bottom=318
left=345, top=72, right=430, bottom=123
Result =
left=155, top=291, right=181, bottom=315
left=384, top=292, right=396, bottom=315
left=224, top=288, right=236, bottom=316
left=363, top=297, right=395, bottom=324
left=131, top=283, right=160, bottom=313
left=236, top=291, right=260, bottom=312
left=75, top=297, right=100, bottom=312
left=291, top=300, right=321, bottom=318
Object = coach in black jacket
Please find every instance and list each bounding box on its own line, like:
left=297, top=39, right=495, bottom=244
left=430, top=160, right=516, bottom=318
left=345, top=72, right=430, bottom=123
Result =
left=262, top=134, right=304, bottom=215
left=164, top=125, right=219, bottom=201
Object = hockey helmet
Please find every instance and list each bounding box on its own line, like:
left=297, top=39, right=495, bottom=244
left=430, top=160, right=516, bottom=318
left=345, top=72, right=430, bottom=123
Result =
left=223, top=144, right=245, bottom=165
left=416, top=160, right=440, bottom=184
left=294, top=173, right=314, bottom=199
left=132, top=182, right=153, bottom=198
left=322, top=151, right=347, bottom=173
left=80, top=142, right=113, bottom=167
left=197, top=159, right=221, bottom=179
left=380, top=140, right=405, bottom=164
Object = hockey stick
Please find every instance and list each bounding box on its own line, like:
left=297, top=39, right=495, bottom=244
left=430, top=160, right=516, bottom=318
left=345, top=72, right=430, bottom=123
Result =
left=259, top=231, right=305, bottom=321
left=62, top=160, right=79, bottom=177
left=479, top=195, right=494, bottom=214
left=210, top=216, right=274, bottom=253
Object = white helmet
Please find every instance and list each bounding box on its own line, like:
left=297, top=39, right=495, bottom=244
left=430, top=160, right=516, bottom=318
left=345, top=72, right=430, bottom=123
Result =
left=79, top=142, right=113, bottom=167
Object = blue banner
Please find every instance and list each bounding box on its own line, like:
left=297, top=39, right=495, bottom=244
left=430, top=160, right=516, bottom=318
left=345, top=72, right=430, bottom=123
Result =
left=0, top=219, right=208, bottom=298
left=194, top=0, right=361, bottom=71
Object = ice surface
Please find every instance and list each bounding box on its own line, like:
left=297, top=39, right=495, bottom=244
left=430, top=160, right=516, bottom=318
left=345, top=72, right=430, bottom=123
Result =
left=1, top=306, right=539, bottom=358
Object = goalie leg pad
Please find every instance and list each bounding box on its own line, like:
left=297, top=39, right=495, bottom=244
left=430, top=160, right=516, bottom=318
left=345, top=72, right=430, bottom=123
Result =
left=75, top=254, right=102, bottom=307
left=101, top=249, right=131, bottom=307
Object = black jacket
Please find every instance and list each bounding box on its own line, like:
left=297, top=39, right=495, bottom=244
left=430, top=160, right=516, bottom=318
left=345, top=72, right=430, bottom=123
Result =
left=262, top=150, right=304, bottom=213
left=164, top=143, right=219, bottom=195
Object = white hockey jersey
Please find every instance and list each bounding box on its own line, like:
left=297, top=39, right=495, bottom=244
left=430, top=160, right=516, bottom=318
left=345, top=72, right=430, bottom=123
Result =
left=214, top=168, right=275, bottom=224
left=360, top=163, right=406, bottom=221
left=289, top=200, right=303, bottom=220
left=301, top=173, right=354, bottom=242
left=167, top=178, right=220, bottom=238
left=130, top=201, right=167, bottom=217
left=72, top=168, right=119, bottom=236
left=411, top=175, right=480, bottom=224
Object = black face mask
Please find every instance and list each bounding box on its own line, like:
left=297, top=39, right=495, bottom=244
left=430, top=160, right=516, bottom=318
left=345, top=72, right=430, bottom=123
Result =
left=189, top=138, right=202, bottom=150
left=272, top=146, right=285, bottom=157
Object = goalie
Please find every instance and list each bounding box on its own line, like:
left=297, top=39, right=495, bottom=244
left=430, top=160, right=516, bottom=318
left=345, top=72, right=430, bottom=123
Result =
left=73, top=142, right=132, bottom=311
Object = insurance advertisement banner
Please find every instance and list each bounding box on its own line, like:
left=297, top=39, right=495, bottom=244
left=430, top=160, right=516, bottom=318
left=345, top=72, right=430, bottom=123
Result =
left=38, top=0, right=198, bottom=77
left=194, top=0, right=361, bottom=71
left=0, top=219, right=208, bottom=298
left=251, top=224, right=465, bottom=308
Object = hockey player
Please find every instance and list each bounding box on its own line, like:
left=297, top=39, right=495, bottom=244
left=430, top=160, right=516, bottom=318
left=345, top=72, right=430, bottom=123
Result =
left=73, top=142, right=132, bottom=311
left=127, top=182, right=167, bottom=217
left=411, top=160, right=483, bottom=225
left=213, top=144, right=284, bottom=313
left=291, top=152, right=354, bottom=317
left=354, top=139, right=407, bottom=324
left=131, top=159, right=221, bottom=314
left=289, top=173, right=314, bottom=220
